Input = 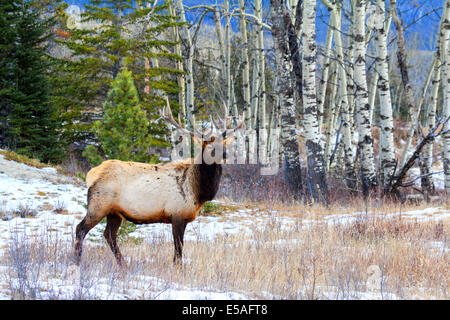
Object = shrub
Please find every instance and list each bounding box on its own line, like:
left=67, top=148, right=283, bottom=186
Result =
left=83, top=68, right=160, bottom=167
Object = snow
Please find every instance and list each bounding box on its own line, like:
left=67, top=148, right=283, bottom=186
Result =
left=0, top=151, right=448, bottom=300
left=0, top=152, right=254, bottom=300
left=1, top=272, right=248, bottom=300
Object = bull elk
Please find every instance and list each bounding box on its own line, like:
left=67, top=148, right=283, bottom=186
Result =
left=75, top=98, right=243, bottom=266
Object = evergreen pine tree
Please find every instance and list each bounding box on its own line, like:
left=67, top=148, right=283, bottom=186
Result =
left=53, top=0, right=183, bottom=148
left=83, top=68, right=159, bottom=166
left=0, top=0, right=18, bottom=147
left=0, top=0, right=62, bottom=163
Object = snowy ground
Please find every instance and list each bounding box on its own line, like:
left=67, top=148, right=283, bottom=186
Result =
left=0, top=151, right=448, bottom=300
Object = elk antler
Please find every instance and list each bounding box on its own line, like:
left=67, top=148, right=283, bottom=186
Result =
left=218, top=99, right=244, bottom=138
left=209, top=98, right=244, bottom=137
left=159, top=96, right=200, bottom=138
left=160, top=96, right=244, bottom=139
left=222, top=114, right=244, bottom=138
left=160, top=97, right=216, bottom=138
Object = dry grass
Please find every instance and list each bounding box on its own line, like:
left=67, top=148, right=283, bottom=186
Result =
left=0, top=203, right=38, bottom=221
left=1, top=202, right=448, bottom=300
left=0, top=150, right=47, bottom=169
left=167, top=215, right=448, bottom=299
left=0, top=149, right=87, bottom=186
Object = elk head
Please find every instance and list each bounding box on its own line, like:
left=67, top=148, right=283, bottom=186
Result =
left=159, top=97, right=244, bottom=164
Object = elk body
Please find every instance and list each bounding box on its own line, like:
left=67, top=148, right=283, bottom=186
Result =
left=75, top=98, right=242, bottom=265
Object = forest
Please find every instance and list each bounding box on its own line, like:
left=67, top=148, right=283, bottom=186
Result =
left=0, top=0, right=448, bottom=300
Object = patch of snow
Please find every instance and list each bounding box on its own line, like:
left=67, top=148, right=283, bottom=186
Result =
left=0, top=150, right=449, bottom=300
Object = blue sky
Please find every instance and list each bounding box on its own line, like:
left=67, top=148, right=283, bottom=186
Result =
left=64, top=0, right=444, bottom=50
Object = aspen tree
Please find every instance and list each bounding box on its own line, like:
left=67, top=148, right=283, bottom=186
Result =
left=374, top=0, right=395, bottom=185
left=302, top=0, right=328, bottom=202
left=354, top=0, right=377, bottom=193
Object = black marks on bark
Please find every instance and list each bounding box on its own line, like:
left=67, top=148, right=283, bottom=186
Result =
left=305, top=140, right=328, bottom=204
left=355, top=34, right=364, bottom=42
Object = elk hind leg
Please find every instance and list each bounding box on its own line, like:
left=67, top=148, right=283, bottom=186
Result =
left=75, top=214, right=103, bottom=265
left=104, top=214, right=124, bottom=266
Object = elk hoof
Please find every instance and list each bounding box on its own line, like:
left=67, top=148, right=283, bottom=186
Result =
left=173, top=257, right=183, bottom=267
left=116, top=256, right=128, bottom=270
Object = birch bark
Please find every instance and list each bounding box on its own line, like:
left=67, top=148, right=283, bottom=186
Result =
left=421, top=4, right=449, bottom=195
left=302, top=0, right=328, bottom=202
left=173, top=0, right=195, bottom=128
left=225, top=0, right=232, bottom=109
left=317, top=13, right=334, bottom=132
left=324, top=62, right=338, bottom=171
left=391, top=0, right=420, bottom=171
left=374, top=0, right=395, bottom=185
left=255, top=0, right=267, bottom=164
left=168, top=2, right=186, bottom=117
left=354, top=0, right=377, bottom=193
left=238, top=0, right=251, bottom=131
left=270, top=0, right=303, bottom=195
left=443, top=0, right=450, bottom=192
left=331, top=1, right=357, bottom=189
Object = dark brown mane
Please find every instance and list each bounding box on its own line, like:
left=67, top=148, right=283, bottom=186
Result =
left=192, top=162, right=222, bottom=205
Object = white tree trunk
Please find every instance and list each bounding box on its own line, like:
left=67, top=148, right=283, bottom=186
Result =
left=270, top=0, right=303, bottom=195
left=443, top=0, right=450, bottom=192
left=255, top=0, right=267, bottom=164
left=174, top=0, right=195, bottom=128
left=250, top=31, right=260, bottom=130
left=421, top=61, right=440, bottom=194
left=391, top=0, right=422, bottom=172
left=213, top=8, right=226, bottom=88
left=421, top=3, right=449, bottom=195
left=368, top=70, right=378, bottom=125
left=374, top=0, right=395, bottom=184
left=324, top=62, right=339, bottom=171
left=302, top=0, right=328, bottom=202
left=354, top=0, right=377, bottom=192
left=317, top=13, right=334, bottom=133
left=332, top=2, right=357, bottom=189
left=238, top=0, right=251, bottom=130
left=168, top=2, right=186, bottom=118
left=225, top=1, right=232, bottom=109
left=347, top=1, right=356, bottom=131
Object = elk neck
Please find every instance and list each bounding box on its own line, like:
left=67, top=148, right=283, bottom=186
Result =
left=191, top=161, right=222, bottom=205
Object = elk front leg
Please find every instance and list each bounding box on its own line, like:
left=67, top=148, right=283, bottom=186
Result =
left=171, top=217, right=187, bottom=265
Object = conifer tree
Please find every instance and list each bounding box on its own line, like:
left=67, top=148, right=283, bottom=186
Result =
left=83, top=68, right=159, bottom=166
left=0, top=0, right=17, bottom=148
left=53, top=0, right=183, bottom=147
left=0, top=0, right=61, bottom=162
